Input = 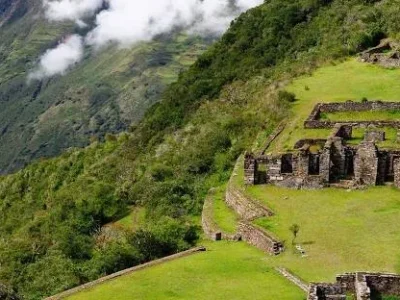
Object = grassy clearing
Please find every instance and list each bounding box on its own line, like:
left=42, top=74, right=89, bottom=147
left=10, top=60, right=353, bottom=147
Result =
left=320, top=110, right=400, bottom=121
left=66, top=241, right=305, bottom=300
left=115, top=207, right=146, bottom=231
left=348, top=127, right=400, bottom=149
left=268, top=59, right=400, bottom=152
left=232, top=155, right=400, bottom=281
left=246, top=184, right=400, bottom=282
left=212, top=186, right=238, bottom=234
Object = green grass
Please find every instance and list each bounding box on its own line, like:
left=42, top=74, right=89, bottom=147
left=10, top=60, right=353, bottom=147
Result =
left=246, top=184, right=400, bottom=282
left=268, top=59, right=400, bottom=152
left=348, top=127, right=400, bottom=149
left=115, top=207, right=146, bottom=230
left=231, top=156, right=400, bottom=281
left=212, top=186, right=238, bottom=234
left=321, top=110, right=400, bottom=121
left=66, top=241, right=306, bottom=300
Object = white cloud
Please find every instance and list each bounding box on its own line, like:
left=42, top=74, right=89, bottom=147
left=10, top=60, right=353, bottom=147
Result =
left=29, top=35, right=84, bottom=80
left=33, top=0, right=263, bottom=79
left=44, top=0, right=103, bottom=22
left=86, top=0, right=264, bottom=47
left=43, top=0, right=263, bottom=47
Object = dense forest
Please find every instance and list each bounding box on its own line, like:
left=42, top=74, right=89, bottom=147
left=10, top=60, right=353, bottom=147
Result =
left=2, top=0, right=400, bottom=298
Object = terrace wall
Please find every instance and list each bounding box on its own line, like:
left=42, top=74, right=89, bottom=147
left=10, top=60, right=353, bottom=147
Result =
left=304, top=101, right=400, bottom=129
left=46, top=246, right=206, bottom=300
left=226, top=177, right=274, bottom=220
left=238, top=222, right=284, bottom=255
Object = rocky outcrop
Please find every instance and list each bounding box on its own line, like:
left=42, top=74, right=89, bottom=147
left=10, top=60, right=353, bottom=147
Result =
left=0, top=283, right=21, bottom=300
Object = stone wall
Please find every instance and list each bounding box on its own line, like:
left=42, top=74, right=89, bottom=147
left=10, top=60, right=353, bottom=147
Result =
left=307, top=283, right=347, bottom=300
left=294, top=139, right=327, bottom=150
left=354, top=142, right=378, bottom=185
left=364, top=129, right=385, bottom=142
left=244, top=152, right=257, bottom=185
left=394, top=157, right=400, bottom=188
left=226, top=179, right=274, bottom=220
left=238, top=222, right=284, bottom=255
left=304, top=101, right=400, bottom=129
left=308, top=272, right=400, bottom=300
left=261, top=122, right=286, bottom=155
left=365, top=273, right=400, bottom=297
left=46, top=246, right=207, bottom=300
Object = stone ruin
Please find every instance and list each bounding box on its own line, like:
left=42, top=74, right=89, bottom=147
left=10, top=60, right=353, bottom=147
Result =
left=245, top=101, right=400, bottom=189
left=308, top=272, right=400, bottom=300
left=360, top=39, right=400, bottom=68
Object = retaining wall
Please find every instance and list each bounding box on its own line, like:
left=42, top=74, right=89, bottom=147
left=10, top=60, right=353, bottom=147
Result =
left=304, top=101, right=400, bottom=129
left=46, top=246, right=206, bottom=300
left=238, top=222, right=284, bottom=255
left=225, top=181, right=274, bottom=220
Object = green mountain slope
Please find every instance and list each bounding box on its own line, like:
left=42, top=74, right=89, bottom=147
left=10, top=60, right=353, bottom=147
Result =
left=0, top=0, right=210, bottom=173
left=2, top=0, right=400, bottom=299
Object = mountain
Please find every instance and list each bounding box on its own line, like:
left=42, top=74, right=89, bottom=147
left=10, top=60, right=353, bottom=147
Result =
left=0, top=0, right=211, bottom=174
left=1, top=0, right=400, bottom=299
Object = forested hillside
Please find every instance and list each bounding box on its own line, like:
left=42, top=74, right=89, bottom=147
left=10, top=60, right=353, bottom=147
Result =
left=2, top=0, right=400, bottom=299
left=0, top=0, right=210, bottom=173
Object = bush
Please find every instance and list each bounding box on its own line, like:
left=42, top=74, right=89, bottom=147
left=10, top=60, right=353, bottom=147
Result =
left=278, top=90, right=296, bottom=103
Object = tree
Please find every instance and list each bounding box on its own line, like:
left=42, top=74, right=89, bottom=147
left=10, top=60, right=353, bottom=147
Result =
left=289, top=224, right=300, bottom=245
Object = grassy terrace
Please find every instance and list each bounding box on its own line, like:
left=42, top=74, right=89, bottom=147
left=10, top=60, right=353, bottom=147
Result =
left=320, top=110, right=400, bottom=122
left=267, top=59, right=400, bottom=153
left=231, top=157, right=400, bottom=282
left=212, top=185, right=239, bottom=234
left=64, top=60, right=400, bottom=300
left=66, top=241, right=305, bottom=300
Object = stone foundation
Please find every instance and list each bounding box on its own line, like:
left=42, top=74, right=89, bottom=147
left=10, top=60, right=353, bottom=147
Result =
left=308, top=272, right=400, bottom=300
left=245, top=119, right=400, bottom=189
left=304, top=101, right=400, bottom=129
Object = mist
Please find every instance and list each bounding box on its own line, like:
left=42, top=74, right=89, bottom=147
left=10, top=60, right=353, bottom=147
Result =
left=30, top=0, right=263, bottom=79
left=28, top=35, right=84, bottom=80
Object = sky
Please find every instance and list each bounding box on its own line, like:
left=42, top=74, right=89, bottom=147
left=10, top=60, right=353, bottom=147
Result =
left=30, top=0, right=263, bottom=79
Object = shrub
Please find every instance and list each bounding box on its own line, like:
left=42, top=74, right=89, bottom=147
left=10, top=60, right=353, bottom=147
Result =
left=278, top=90, right=296, bottom=103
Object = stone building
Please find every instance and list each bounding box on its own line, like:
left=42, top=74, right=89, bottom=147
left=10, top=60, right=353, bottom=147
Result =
left=308, top=272, right=400, bottom=300
left=245, top=101, right=400, bottom=189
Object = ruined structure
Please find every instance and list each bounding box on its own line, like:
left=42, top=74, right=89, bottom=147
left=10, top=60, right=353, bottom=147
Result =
left=245, top=101, right=400, bottom=189
left=360, top=39, right=400, bottom=68
left=308, top=272, right=400, bottom=300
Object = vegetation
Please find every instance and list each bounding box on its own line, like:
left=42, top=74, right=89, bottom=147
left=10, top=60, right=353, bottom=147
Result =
left=0, top=0, right=209, bottom=173
left=320, top=110, right=400, bottom=121
left=66, top=241, right=305, bottom=300
left=3, top=0, right=400, bottom=298
left=268, top=59, right=400, bottom=153
left=230, top=155, right=400, bottom=282
left=289, top=224, right=301, bottom=245
left=211, top=186, right=239, bottom=234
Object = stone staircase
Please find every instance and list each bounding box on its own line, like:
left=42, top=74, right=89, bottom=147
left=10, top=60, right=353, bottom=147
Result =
left=275, top=267, right=309, bottom=292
